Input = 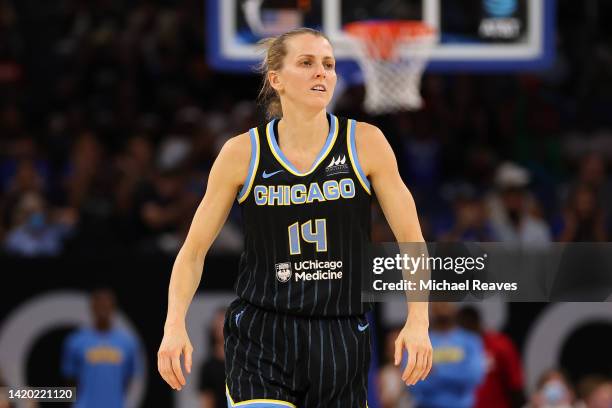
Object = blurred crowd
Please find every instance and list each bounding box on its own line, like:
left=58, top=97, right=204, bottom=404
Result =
left=0, top=0, right=250, bottom=256
left=1, top=0, right=611, bottom=257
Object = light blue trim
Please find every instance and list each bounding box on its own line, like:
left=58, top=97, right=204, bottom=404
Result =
left=349, top=119, right=371, bottom=192
left=226, top=391, right=296, bottom=407
left=268, top=113, right=337, bottom=175
left=237, top=128, right=258, bottom=202
left=227, top=401, right=294, bottom=408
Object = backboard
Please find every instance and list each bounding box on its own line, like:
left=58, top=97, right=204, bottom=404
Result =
left=207, top=0, right=555, bottom=72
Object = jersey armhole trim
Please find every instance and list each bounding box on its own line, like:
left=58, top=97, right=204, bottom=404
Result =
left=237, top=128, right=260, bottom=204
left=226, top=384, right=297, bottom=407
left=347, top=119, right=372, bottom=195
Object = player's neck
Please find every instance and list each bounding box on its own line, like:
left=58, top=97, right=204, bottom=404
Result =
left=94, top=321, right=112, bottom=332
left=277, top=108, right=328, bottom=152
left=431, top=322, right=455, bottom=332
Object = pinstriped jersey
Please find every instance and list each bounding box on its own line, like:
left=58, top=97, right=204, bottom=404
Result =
left=234, top=113, right=372, bottom=317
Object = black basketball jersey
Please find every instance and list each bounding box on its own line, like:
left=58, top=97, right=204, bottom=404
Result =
left=234, top=113, right=372, bottom=317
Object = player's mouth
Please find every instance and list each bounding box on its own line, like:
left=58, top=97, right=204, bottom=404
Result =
left=310, top=84, right=327, bottom=93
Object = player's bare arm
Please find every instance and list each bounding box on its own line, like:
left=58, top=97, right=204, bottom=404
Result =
left=157, top=132, right=251, bottom=391
left=356, top=121, right=433, bottom=386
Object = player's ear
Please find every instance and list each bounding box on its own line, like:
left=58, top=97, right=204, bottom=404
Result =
left=268, top=70, right=283, bottom=92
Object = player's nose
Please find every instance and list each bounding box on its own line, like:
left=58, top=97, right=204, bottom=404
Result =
left=314, top=62, right=327, bottom=78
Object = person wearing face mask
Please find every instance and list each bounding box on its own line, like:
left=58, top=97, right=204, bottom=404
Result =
left=4, top=191, right=76, bottom=256
left=409, top=302, right=486, bottom=408
left=526, top=369, right=576, bottom=408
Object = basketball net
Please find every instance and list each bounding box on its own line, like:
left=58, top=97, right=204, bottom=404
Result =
left=345, top=21, right=436, bottom=114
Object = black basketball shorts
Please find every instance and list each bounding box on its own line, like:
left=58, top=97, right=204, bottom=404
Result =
left=224, top=298, right=371, bottom=407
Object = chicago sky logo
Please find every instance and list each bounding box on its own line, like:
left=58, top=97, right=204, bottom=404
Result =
left=327, top=155, right=346, bottom=167
left=275, top=262, right=292, bottom=283
left=483, top=0, right=517, bottom=18
left=325, top=155, right=349, bottom=176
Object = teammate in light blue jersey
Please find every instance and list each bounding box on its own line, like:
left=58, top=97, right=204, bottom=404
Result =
left=61, top=289, right=141, bottom=408
left=409, top=302, right=485, bottom=408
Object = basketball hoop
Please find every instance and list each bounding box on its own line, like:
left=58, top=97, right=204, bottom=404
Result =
left=344, top=21, right=436, bottom=114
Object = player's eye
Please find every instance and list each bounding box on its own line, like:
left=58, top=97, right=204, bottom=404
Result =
left=301, top=59, right=312, bottom=66
left=325, top=62, right=335, bottom=69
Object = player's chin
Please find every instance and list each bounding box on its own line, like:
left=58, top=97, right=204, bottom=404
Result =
left=304, top=92, right=331, bottom=107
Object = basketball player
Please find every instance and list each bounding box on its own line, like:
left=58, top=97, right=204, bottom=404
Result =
left=158, top=28, right=432, bottom=407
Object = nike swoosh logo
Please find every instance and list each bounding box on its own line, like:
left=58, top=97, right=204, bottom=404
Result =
left=235, top=310, right=244, bottom=326
left=358, top=323, right=369, bottom=332
left=262, top=170, right=284, bottom=179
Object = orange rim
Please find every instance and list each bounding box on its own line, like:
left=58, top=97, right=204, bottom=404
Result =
left=344, top=20, right=435, bottom=59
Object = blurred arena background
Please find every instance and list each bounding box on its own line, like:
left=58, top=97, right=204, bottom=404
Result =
left=1, top=0, right=612, bottom=407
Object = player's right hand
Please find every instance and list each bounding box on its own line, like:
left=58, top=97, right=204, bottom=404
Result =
left=157, top=323, right=193, bottom=390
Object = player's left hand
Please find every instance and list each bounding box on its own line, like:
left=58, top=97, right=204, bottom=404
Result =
left=394, top=320, right=432, bottom=386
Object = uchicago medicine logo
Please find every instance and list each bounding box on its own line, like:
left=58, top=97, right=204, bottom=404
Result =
left=275, top=262, right=292, bottom=283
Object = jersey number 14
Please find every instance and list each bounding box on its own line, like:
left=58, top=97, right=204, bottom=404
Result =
left=288, top=219, right=327, bottom=255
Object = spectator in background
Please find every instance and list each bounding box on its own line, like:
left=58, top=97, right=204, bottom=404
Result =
left=114, top=134, right=154, bottom=215
left=4, top=191, right=76, bottom=256
left=487, top=162, right=551, bottom=245
left=571, top=154, right=612, bottom=212
left=409, top=302, right=485, bottom=408
left=60, top=131, right=117, bottom=250
left=577, top=376, right=612, bottom=408
left=113, top=134, right=156, bottom=245
left=0, top=136, right=49, bottom=238
left=0, top=136, right=48, bottom=197
left=63, top=131, right=106, bottom=210
left=0, top=104, right=25, bottom=146
left=437, top=183, right=497, bottom=242
left=526, top=369, right=576, bottom=408
left=559, top=184, right=607, bottom=241
left=458, top=306, right=525, bottom=408
left=377, top=327, right=414, bottom=408
left=136, top=167, right=196, bottom=253
left=61, top=289, right=141, bottom=408
left=198, top=308, right=227, bottom=408
left=400, top=112, right=441, bottom=208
